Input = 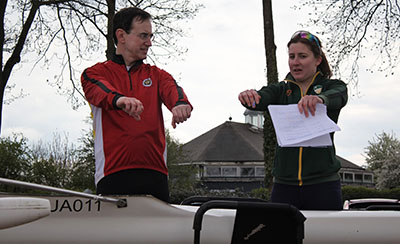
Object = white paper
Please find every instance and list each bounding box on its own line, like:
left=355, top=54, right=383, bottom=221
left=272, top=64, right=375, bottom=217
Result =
left=268, top=104, right=340, bottom=147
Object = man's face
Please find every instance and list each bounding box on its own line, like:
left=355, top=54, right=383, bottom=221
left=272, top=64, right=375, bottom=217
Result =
left=123, top=18, right=153, bottom=61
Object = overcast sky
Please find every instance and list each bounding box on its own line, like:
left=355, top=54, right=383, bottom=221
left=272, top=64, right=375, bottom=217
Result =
left=3, top=0, right=400, bottom=167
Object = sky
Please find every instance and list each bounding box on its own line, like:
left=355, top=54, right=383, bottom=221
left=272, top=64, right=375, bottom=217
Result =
left=3, top=0, right=400, bottom=167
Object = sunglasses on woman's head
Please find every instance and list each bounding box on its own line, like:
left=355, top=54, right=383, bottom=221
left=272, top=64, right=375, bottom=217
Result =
left=291, top=31, right=321, bottom=49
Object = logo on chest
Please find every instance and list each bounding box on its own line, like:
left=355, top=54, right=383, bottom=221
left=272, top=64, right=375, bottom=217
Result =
left=142, top=78, right=152, bottom=87
left=313, top=85, right=323, bottom=94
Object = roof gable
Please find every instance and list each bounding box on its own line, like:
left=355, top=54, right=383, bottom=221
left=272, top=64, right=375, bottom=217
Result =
left=182, top=121, right=264, bottom=162
left=337, top=155, right=366, bottom=170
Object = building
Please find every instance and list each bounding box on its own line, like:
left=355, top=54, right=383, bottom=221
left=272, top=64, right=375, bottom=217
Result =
left=181, top=110, right=374, bottom=191
left=182, top=119, right=265, bottom=192
left=337, top=156, right=374, bottom=187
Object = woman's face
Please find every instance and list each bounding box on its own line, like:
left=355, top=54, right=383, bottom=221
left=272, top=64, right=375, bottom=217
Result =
left=288, top=42, right=322, bottom=84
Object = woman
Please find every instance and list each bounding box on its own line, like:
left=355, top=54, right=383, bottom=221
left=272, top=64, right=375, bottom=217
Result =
left=238, top=31, right=348, bottom=210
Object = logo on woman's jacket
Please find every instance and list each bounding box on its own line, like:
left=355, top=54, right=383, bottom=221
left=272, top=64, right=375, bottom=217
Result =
left=313, top=85, right=323, bottom=94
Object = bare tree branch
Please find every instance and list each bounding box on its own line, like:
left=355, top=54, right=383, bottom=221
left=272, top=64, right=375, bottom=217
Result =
left=1, top=0, right=203, bottom=135
left=56, top=4, right=86, bottom=102
left=296, top=0, right=400, bottom=88
left=3, top=1, right=39, bottom=83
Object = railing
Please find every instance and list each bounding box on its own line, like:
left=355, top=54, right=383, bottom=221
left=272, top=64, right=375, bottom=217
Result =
left=0, top=177, right=127, bottom=208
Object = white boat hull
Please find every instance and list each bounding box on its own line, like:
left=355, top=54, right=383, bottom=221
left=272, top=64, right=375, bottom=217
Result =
left=0, top=197, right=50, bottom=230
left=0, top=195, right=234, bottom=243
left=0, top=195, right=400, bottom=243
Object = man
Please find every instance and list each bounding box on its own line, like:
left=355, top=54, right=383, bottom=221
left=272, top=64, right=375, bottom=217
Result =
left=81, top=7, right=192, bottom=202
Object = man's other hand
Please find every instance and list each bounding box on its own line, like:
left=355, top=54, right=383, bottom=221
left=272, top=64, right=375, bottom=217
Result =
left=171, top=104, right=192, bottom=128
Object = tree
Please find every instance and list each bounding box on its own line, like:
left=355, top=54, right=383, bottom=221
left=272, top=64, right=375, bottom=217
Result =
left=0, top=133, right=30, bottom=192
left=262, top=0, right=278, bottom=188
left=365, top=132, right=400, bottom=171
left=295, top=0, right=400, bottom=88
left=69, top=128, right=95, bottom=192
left=0, top=129, right=95, bottom=193
left=28, top=132, right=76, bottom=188
left=375, top=153, right=400, bottom=189
left=1, top=0, right=202, bottom=135
left=166, top=130, right=197, bottom=202
left=0, top=132, right=78, bottom=192
left=27, top=129, right=96, bottom=192
left=365, top=131, right=400, bottom=189
left=29, top=157, right=70, bottom=189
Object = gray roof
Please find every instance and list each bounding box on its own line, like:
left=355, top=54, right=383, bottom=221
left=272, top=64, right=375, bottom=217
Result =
left=337, top=155, right=366, bottom=170
left=182, top=121, right=264, bottom=162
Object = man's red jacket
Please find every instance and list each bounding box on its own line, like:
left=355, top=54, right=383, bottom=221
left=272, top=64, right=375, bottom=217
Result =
left=81, top=55, right=192, bottom=184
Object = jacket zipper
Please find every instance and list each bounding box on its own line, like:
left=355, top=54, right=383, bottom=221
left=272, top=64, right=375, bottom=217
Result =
left=128, top=69, right=133, bottom=90
left=287, top=72, right=320, bottom=186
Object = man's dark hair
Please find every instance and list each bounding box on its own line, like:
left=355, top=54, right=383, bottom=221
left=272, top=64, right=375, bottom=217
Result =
left=113, top=7, right=152, bottom=45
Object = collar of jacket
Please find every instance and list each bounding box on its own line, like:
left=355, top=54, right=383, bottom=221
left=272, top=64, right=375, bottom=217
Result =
left=284, top=71, right=325, bottom=84
left=111, top=54, right=143, bottom=67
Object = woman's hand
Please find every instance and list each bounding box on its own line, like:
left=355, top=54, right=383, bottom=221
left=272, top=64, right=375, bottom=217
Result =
left=238, top=89, right=261, bottom=108
left=298, top=95, right=323, bottom=117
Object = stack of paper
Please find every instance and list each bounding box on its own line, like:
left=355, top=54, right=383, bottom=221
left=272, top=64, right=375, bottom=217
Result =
left=267, top=103, right=340, bottom=147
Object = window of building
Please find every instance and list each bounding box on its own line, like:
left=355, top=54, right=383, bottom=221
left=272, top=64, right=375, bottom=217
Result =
left=205, top=166, right=221, bottom=177
left=255, top=167, right=265, bottom=177
left=344, top=172, right=353, bottom=182
left=241, top=167, right=255, bottom=177
left=363, top=174, right=373, bottom=183
left=222, top=167, right=237, bottom=177
left=354, top=174, right=363, bottom=183
left=204, top=165, right=267, bottom=178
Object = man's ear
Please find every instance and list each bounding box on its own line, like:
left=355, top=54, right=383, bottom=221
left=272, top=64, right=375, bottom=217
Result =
left=115, top=29, right=125, bottom=44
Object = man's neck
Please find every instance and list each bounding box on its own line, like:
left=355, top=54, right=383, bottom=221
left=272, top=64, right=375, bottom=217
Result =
left=115, top=48, right=139, bottom=67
